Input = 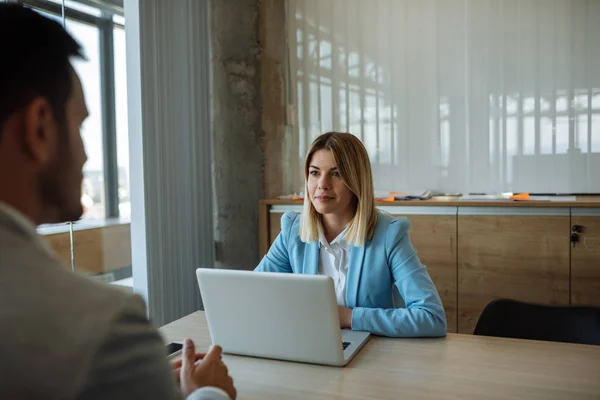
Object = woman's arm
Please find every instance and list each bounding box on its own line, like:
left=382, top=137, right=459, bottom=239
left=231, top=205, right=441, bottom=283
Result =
left=254, top=211, right=296, bottom=273
left=351, top=218, right=447, bottom=337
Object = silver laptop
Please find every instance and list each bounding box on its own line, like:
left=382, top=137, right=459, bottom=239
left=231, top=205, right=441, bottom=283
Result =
left=196, top=268, right=370, bottom=367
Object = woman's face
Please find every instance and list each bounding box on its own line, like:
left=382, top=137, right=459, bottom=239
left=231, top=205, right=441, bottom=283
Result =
left=307, top=149, right=355, bottom=218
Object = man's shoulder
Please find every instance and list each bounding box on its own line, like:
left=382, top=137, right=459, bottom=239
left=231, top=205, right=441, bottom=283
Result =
left=0, top=228, right=148, bottom=398
left=0, top=224, right=142, bottom=319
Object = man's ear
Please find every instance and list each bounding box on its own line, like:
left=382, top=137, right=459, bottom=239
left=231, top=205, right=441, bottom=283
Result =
left=22, top=97, right=58, bottom=165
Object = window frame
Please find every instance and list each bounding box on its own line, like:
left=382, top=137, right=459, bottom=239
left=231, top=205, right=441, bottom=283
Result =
left=24, top=0, right=124, bottom=219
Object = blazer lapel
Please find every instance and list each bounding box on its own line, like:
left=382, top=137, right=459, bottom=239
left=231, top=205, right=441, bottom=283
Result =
left=303, top=241, right=320, bottom=275
left=346, top=244, right=366, bottom=308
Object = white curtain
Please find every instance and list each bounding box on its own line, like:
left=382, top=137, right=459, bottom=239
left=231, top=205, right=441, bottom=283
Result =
left=287, top=0, right=600, bottom=194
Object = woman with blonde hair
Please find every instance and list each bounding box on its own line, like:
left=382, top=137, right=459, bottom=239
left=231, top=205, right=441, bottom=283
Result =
left=256, top=132, right=446, bottom=337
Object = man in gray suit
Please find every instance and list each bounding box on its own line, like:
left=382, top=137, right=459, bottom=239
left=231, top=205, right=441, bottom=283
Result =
left=0, top=5, right=235, bottom=400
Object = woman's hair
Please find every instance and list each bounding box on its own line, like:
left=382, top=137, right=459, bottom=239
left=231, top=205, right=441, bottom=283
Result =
left=299, top=132, right=377, bottom=246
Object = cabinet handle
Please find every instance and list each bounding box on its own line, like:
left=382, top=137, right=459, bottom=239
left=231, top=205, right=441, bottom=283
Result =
left=571, top=232, right=579, bottom=248
left=572, top=225, right=584, bottom=233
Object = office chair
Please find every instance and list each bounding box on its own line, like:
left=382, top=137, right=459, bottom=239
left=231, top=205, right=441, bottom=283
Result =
left=473, top=298, right=600, bottom=346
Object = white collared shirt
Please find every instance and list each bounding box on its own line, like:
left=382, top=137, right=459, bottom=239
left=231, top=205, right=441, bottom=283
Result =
left=318, top=228, right=350, bottom=307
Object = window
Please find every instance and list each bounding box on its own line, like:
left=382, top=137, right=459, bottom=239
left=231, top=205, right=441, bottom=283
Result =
left=68, top=19, right=105, bottom=220
left=25, top=0, right=131, bottom=287
left=26, top=0, right=128, bottom=221
left=114, top=25, right=130, bottom=219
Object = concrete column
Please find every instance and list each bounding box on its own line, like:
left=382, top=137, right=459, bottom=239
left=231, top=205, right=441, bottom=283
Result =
left=261, top=0, right=293, bottom=199
left=211, top=0, right=289, bottom=269
left=211, top=0, right=264, bottom=269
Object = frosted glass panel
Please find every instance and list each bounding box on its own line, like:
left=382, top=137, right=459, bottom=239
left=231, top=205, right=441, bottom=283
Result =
left=288, top=0, right=600, bottom=193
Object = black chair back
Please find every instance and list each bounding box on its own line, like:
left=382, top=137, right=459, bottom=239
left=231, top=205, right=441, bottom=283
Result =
left=474, top=299, right=600, bottom=346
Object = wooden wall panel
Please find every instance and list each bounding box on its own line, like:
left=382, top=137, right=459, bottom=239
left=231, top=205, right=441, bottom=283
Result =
left=458, top=215, right=570, bottom=333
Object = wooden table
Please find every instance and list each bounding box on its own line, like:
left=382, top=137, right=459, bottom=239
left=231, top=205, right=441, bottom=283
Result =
left=160, top=311, right=600, bottom=400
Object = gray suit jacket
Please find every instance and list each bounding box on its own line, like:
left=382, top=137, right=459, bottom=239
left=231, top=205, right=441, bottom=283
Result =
left=0, top=204, right=229, bottom=400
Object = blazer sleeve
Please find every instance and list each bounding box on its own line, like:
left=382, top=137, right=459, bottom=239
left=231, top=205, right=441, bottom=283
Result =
left=254, top=211, right=296, bottom=273
left=351, top=218, right=447, bottom=337
left=78, top=295, right=231, bottom=400
left=77, top=295, right=182, bottom=400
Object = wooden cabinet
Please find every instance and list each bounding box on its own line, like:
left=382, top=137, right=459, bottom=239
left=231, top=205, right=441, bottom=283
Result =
left=260, top=201, right=600, bottom=336
left=457, top=208, right=570, bottom=334
left=393, top=209, right=458, bottom=333
left=571, top=209, right=600, bottom=307
left=258, top=210, right=283, bottom=259
left=262, top=205, right=459, bottom=333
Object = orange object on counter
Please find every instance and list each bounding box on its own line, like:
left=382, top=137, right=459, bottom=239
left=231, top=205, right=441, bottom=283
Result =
left=510, top=193, right=530, bottom=200
left=377, top=196, right=395, bottom=202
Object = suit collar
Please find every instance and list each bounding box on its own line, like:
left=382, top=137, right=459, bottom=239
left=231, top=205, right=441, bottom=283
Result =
left=0, top=202, right=54, bottom=256
left=318, top=227, right=350, bottom=252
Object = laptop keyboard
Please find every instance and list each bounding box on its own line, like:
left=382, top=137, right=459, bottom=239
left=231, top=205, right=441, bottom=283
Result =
left=342, top=341, right=351, bottom=350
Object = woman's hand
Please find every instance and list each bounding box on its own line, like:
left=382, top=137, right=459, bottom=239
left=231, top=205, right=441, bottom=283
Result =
left=338, top=306, right=353, bottom=329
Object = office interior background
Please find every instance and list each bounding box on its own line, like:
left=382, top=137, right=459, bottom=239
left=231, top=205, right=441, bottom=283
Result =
left=16, top=0, right=600, bottom=328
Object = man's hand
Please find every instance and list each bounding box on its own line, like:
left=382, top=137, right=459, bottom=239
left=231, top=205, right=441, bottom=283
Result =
left=171, top=352, right=206, bottom=384
left=338, top=306, right=352, bottom=329
left=179, top=338, right=237, bottom=399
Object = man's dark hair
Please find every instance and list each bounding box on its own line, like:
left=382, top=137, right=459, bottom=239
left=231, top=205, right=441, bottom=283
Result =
left=0, top=4, right=84, bottom=136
